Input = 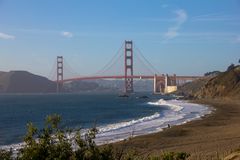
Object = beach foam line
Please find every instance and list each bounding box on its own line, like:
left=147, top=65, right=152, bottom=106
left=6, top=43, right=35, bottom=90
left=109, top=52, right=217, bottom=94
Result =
left=147, top=99, right=183, bottom=111
left=98, top=112, right=160, bottom=133
left=95, top=112, right=185, bottom=145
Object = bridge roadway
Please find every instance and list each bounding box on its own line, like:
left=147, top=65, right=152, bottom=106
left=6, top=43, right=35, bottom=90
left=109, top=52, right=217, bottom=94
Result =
left=58, top=75, right=202, bottom=83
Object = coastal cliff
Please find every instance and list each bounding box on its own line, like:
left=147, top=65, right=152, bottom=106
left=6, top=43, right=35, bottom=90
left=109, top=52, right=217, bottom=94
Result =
left=176, top=65, right=240, bottom=100
left=195, top=65, right=240, bottom=99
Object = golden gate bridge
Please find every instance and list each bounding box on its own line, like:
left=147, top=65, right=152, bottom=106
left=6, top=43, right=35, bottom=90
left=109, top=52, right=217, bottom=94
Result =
left=49, top=41, right=201, bottom=93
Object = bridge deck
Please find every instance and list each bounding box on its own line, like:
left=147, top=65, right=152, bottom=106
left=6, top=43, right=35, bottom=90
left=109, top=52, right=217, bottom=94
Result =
left=58, top=75, right=202, bottom=83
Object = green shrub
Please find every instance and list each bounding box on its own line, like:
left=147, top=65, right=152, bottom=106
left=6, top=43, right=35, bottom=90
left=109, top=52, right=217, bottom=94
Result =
left=0, top=114, right=190, bottom=160
left=0, top=149, right=12, bottom=160
left=161, top=152, right=190, bottom=160
left=175, top=152, right=190, bottom=160
left=16, top=114, right=115, bottom=160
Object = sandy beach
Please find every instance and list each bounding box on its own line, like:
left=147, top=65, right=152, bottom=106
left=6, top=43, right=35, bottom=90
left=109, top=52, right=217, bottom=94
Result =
left=113, top=99, right=240, bottom=159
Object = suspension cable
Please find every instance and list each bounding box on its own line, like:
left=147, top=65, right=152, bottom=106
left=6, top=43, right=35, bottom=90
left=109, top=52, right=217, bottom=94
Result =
left=94, top=43, right=124, bottom=76
left=134, top=45, right=161, bottom=75
left=134, top=53, right=155, bottom=75
left=47, top=59, right=57, bottom=81
left=64, top=59, right=80, bottom=77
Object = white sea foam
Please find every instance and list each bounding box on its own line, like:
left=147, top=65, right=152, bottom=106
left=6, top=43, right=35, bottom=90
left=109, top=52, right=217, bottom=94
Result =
left=147, top=99, right=183, bottom=111
left=98, top=112, right=160, bottom=133
left=0, top=99, right=211, bottom=151
left=94, top=99, right=211, bottom=145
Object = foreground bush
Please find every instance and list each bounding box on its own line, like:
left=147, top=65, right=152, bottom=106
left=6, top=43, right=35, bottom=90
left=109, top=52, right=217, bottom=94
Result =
left=161, top=152, right=190, bottom=160
left=0, top=149, right=12, bottom=160
left=0, top=114, right=190, bottom=160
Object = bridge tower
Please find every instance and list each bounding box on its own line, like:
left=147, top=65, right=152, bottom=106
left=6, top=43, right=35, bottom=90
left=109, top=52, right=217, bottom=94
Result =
left=57, top=56, right=63, bottom=93
left=124, top=40, right=134, bottom=93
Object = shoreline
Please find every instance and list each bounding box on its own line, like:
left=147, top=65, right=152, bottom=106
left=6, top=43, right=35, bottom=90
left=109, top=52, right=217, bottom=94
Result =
left=0, top=99, right=211, bottom=152
left=1, top=98, right=239, bottom=159
left=112, top=99, right=240, bottom=159
left=95, top=99, right=211, bottom=145
left=0, top=99, right=209, bottom=149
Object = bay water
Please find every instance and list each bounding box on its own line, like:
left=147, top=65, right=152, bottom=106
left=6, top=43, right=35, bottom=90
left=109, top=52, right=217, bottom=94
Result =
left=0, top=93, right=210, bottom=149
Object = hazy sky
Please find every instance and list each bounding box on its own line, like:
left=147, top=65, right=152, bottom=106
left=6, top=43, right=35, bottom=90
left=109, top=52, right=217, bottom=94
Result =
left=0, top=0, right=240, bottom=78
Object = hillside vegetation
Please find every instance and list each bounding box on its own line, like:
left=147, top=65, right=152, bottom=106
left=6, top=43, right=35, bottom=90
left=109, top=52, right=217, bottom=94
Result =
left=176, top=65, right=240, bottom=100
left=195, top=65, right=240, bottom=99
left=175, top=78, right=209, bottom=98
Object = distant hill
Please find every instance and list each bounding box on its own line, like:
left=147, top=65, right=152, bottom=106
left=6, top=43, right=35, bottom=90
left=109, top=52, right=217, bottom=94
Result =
left=64, top=81, right=103, bottom=92
left=176, top=65, right=240, bottom=100
left=0, top=71, right=56, bottom=93
left=64, top=79, right=153, bottom=93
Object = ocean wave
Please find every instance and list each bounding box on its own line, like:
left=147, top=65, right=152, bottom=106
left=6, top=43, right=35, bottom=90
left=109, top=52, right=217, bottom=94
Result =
left=147, top=99, right=183, bottom=111
left=95, top=112, right=185, bottom=145
left=98, top=112, right=160, bottom=133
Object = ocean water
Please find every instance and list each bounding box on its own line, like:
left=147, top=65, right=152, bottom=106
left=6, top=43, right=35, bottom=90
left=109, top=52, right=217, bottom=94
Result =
left=0, top=93, right=211, bottom=150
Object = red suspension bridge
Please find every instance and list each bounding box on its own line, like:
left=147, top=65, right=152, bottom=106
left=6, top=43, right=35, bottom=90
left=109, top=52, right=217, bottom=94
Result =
left=49, top=41, right=202, bottom=93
